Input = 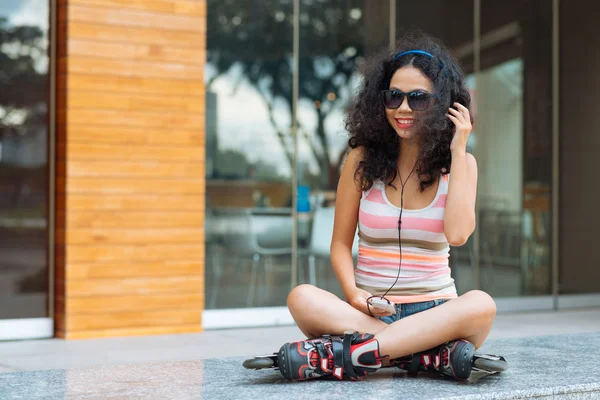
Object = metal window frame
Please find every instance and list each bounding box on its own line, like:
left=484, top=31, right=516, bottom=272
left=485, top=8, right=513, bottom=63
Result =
left=290, top=0, right=300, bottom=290
left=551, top=0, right=560, bottom=308
left=49, top=0, right=56, bottom=326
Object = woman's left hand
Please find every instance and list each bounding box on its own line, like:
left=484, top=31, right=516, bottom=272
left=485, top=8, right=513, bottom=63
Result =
left=447, top=102, right=472, bottom=153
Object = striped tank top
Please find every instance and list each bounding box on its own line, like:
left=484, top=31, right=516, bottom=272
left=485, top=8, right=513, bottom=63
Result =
left=356, top=173, right=457, bottom=304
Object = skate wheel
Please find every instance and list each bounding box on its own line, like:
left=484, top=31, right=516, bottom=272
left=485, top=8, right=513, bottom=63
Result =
left=474, top=357, right=508, bottom=372
left=243, top=357, right=275, bottom=370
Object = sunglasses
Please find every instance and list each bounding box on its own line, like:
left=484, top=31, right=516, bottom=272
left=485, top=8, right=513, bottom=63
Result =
left=381, top=90, right=437, bottom=111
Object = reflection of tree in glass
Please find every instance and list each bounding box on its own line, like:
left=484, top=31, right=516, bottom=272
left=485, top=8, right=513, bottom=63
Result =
left=0, top=17, right=47, bottom=128
left=0, top=17, right=49, bottom=295
left=206, top=0, right=365, bottom=189
left=215, top=149, right=285, bottom=181
left=0, top=17, right=48, bottom=209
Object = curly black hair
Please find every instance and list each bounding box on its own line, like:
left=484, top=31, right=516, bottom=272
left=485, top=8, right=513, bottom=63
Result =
left=346, top=31, right=472, bottom=192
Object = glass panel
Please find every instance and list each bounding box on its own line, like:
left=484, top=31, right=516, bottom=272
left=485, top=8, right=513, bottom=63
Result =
left=297, top=0, right=389, bottom=298
left=477, top=0, right=552, bottom=297
left=395, top=0, right=476, bottom=295
left=559, top=0, right=599, bottom=294
left=205, top=0, right=294, bottom=309
left=0, top=0, right=50, bottom=319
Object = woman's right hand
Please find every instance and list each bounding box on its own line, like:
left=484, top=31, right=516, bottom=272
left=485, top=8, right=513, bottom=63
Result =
left=348, top=288, right=394, bottom=318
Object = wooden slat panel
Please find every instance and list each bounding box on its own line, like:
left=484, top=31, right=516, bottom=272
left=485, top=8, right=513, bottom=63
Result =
left=68, top=91, right=204, bottom=113
left=58, top=324, right=202, bottom=339
left=66, top=309, right=202, bottom=331
left=62, top=143, right=203, bottom=162
left=66, top=276, right=203, bottom=296
left=64, top=227, right=204, bottom=245
left=65, top=160, right=204, bottom=178
left=66, top=243, right=204, bottom=263
left=62, top=124, right=203, bottom=146
left=63, top=74, right=204, bottom=97
left=60, top=177, right=204, bottom=195
left=60, top=56, right=204, bottom=80
left=66, top=260, right=203, bottom=279
left=68, top=21, right=204, bottom=46
left=66, top=40, right=203, bottom=65
left=66, top=293, right=203, bottom=314
left=64, top=211, right=204, bottom=229
left=67, top=4, right=205, bottom=32
left=64, top=109, right=204, bottom=129
left=57, top=0, right=207, bottom=338
left=65, top=194, right=204, bottom=211
left=64, top=0, right=206, bottom=17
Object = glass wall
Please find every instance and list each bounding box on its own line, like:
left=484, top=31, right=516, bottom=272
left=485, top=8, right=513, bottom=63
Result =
left=297, top=0, right=389, bottom=298
left=395, top=0, right=477, bottom=295
left=476, top=0, right=553, bottom=297
left=205, top=0, right=390, bottom=308
left=205, top=0, right=556, bottom=313
left=0, top=0, right=50, bottom=320
left=392, top=0, right=553, bottom=298
left=558, top=0, right=599, bottom=295
left=205, top=0, right=294, bottom=309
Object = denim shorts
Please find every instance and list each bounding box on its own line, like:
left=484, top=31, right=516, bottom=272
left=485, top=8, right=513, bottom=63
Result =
left=376, top=299, right=449, bottom=324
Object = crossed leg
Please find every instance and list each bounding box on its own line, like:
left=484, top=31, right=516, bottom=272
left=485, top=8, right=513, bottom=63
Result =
left=287, top=284, right=496, bottom=359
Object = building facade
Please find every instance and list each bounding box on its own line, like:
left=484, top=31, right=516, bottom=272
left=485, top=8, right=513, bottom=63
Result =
left=0, top=0, right=599, bottom=340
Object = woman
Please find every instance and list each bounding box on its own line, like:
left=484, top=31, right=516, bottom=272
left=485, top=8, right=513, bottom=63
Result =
left=276, top=32, right=498, bottom=381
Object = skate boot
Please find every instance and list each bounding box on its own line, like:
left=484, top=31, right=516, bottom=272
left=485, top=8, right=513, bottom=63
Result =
left=277, top=331, right=387, bottom=381
left=392, top=339, right=476, bottom=381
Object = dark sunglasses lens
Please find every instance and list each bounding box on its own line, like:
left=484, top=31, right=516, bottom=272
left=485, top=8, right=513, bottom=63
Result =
left=407, top=92, right=432, bottom=111
left=383, top=91, right=403, bottom=108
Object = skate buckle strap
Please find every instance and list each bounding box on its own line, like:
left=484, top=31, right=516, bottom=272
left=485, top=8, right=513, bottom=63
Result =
left=408, top=354, right=421, bottom=377
left=331, top=336, right=345, bottom=379
left=315, top=342, right=331, bottom=372
left=342, top=332, right=359, bottom=379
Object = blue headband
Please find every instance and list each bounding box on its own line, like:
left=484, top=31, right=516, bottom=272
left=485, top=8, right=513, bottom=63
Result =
left=393, top=50, right=435, bottom=60
left=393, top=49, right=446, bottom=72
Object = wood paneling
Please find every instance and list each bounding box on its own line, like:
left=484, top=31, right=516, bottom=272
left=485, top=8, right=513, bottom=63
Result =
left=59, top=324, right=204, bottom=340
left=63, top=74, right=205, bottom=96
left=66, top=309, right=202, bottom=331
left=55, top=0, right=206, bottom=338
left=65, top=293, right=204, bottom=314
left=64, top=0, right=206, bottom=17
left=68, top=91, right=204, bottom=113
left=63, top=227, right=205, bottom=245
left=63, top=210, right=204, bottom=229
left=65, top=260, right=203, bottom=279
left=64, top=194, right=204, bottom=211
left=64, top=160, right=204, bottom=178
left=59, top=124, right=203, bottom=146
left=60, top=142, right=204, bottom=161
left=66, top=39, right=204, bottom=63
left=64, top=109, right=205, bottom=129
left=67, top=276, right=203, bottom=297
left=60, top=177, right=205, bottom=195
left=68, top=22, right=204, bottom=46
left=65, top=4, right=206, bottom=29
left=65, top=243, right=205, bottom=263
left=60, top=56, right=205, bottom=80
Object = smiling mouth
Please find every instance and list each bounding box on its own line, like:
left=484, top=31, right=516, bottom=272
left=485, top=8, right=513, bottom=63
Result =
left=395, top=118, right=414, bottom=128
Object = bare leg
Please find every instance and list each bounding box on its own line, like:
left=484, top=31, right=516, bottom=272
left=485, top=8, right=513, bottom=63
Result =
left=374, top=290, right=496, bottom=358
left=287, top=284, right=388, bottom=338
left=287, top=285, right=496, bottom=359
